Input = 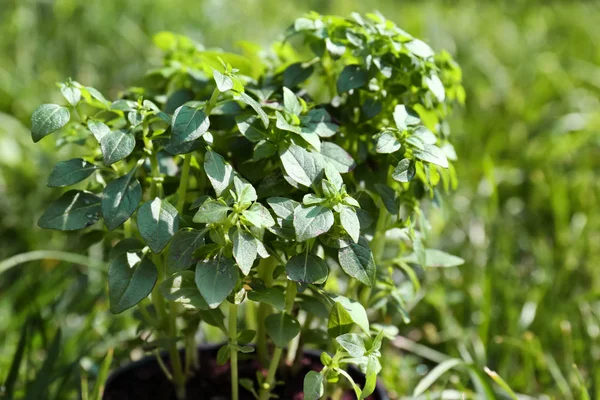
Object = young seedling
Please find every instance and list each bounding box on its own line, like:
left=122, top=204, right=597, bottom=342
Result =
left=31, top=11, right=463, bottom=400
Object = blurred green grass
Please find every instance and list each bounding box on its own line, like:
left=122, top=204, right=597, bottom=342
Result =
left=1, top=1, right=599, bottom=399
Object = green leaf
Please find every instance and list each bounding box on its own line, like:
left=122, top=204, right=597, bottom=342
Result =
left=167, top=230, right=205, bottom=274
left=100, top=129, right=135, bottom=165
left=101, top=169, right=142, bottom=231
left=38, top=190, right=101, bottom=231
left=337, top=65, right=368, bottom=93
left=284, top=62, right=315, bottom=88
left=213, top=69, right=234, bottom=92
left=108, top=254, right=158, bottom=314
left=109, top=238, right=144, bottom=260
left=403, top=249, right=465, bottom=268
left=293, top=205, right=334, bottom=242
left=303, top=371, right=324, bottom=400
left=243, top=203, right=275, bottom=228
left=237, top=92, right=269, bottom=128
left=331, top=295, right=369, bottom=334
left=328, top=302, right=354, bottom=337
left=339, top=206, right=360, bottom=243
left=253, top=140, right=277, bottom=161
left=31, top=104, right=70, bottom=142
left=47, top=158, right=97, bottom=188
left=320, top=142, right=355, bottom=173
left=231, top=227, right=257, bottom=275
left=275, top=111, right=301, bottom=134
left=137, top=198, right=179, bottom=253
left=425, top=74, right=445, bottom=102
left=405, top=39, right=435, bottom=59
left=233, top=176, right=257, bottom=209
left=413, top=359, right=464, bottom=396
left=60, top=85, right=81, bottom=105
left=193, top=199, right=230, bottom=224
left=286, top=253, right=328, bottom=284
left=392, top=159, right=415, bottom=182
left=204, top=150, right=233, bottom=196
left=283, top=87, right=302, bottom=115
left=171, top=106, right=210, bottom=146
left=361, top=370, right=377, bottom=399
left=279, top=144, right=324, bottom=187
left=393, top=105, right=420, bottom=131
left=160, top=270, right=209, bottom=310
left=336, top=333, right=366, bottom=357
left=265, top=312, right=301, bottom=347
left=247, top=286, right=285, bottom=311
left=87, top=120, right=110, bottom=142
left=338, top=237, right=376, bottom=286
left=374, top=184, right=398, bottom=215
left=236, top=114, right=266, bottom=142
left=375, top=131, right=401, bottom=154
left=413, top=144, right=449, bottom=168
left=195, top=257, right=238, bottom=309
left=267, top=197, right=299, bottom=219
left=217, top=344, right=231, bottom=365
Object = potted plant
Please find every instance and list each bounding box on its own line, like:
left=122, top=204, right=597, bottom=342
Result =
left=30, top=11, right=463, bottom=400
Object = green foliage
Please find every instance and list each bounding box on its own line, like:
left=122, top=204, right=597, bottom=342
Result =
left=21, top=7, right=466, bottom=400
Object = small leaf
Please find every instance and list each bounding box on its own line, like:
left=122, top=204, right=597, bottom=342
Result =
left=393, top=105, right=420, bottom=131
left=375, top=131, right=401, bottom=154
left=137, top=198, right=180, bottom=253
left=267, top=197, right=299, bottom=219
left=213, top=70, right=234, bottom=92
left=38, top=190, right=101, bottom=231
left=286, top=253, right=328, bottom=284
left=31, top=104, right=70, bottom=142
left=374, top=184, right=398, bottom=215
left=108, top=255, right=158, bottom=314
left=425, top=74, right=445, bottom=102
left=171, top=106, right=210, bottom=146
left=233, top=176, right=257, bottom=209
left=231, top=227, right=257, bottom=275
left=265, top=312, right=301, bottom=347
left=413, top=144, right=449, bottom=168
left=195, top=257, right=238, bottom=309
left=403, top=249, right=465, bottom=268
left=243, top=203, right=275, bottom=228
left=167, top=230, right=205, bottom=274
left=330, top=295, right=369, bottom=334
left=236, top=114, right=266, bottom=142
left=217, top=344, right=231, bottom=365
left=193, top=199, right=230, bottom=224
left=100, top=129, right=135, bottom=165
left=320, top=142, right=356, bottom=173
left=284, top=62, right=314, bottom=87
left=337, top=65, right=367, bottom=93
left=392, top=159, right=415, bottom=182
left=339, top=206, right=360, bottom=243
left=247, top=286, right=285, bottom=311
left=293, top=205, right=334, bottom=242
left=204, top=150, right=233, bottom=196
left=237, top=92, right=269, bottom=128
left=160, top=270, right=209, bottom=310
left=279, top=144, right=324, bottom=187
left=338, top=237, right=376, bottom=286
left=60, top=85, right=81, bottom=105
left=328, top=302, right=354, bottom=337
left=101, top=169, right=142, bottom=231
left=336, top=333, right=366, bottom=357
left=303, top=371, right=324, bottom=400
left=283, top=87, right=302, bottom=115
left=87, top=120, right=110, bottom=142
left=47, top=158, right=97, bottom=187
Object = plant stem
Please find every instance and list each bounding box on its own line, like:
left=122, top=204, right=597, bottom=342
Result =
left=175, top=153, right=192, bottom=213
left=256, top=258, right=276, bottom=365
left=229, top=302, right=239, bottom=400
left=259, top=281, right=297, bottom=400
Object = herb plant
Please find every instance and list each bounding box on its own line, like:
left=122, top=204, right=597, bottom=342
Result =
left=30, top=11, right=463, bottom=400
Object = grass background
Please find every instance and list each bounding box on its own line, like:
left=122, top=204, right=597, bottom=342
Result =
left=1, top=0, right=599, bottom=398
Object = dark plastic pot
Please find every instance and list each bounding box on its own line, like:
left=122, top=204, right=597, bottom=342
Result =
left=103, top=344, right=389, bottom=399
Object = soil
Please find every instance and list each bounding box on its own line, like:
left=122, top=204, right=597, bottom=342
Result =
left=103, top=345, right=386, bottom=400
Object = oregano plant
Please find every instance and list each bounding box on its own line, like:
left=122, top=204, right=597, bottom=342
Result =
left=31, top=11, right=464, bottom=400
